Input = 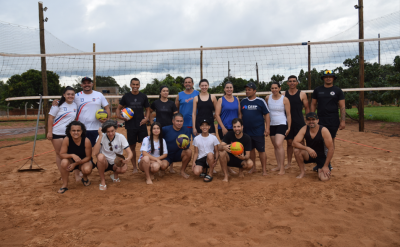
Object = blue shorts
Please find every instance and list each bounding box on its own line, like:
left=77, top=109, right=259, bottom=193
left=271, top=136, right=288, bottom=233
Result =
left=86, top=130, right=99, bottom=147
left=165, top=150, right=183, bottom=165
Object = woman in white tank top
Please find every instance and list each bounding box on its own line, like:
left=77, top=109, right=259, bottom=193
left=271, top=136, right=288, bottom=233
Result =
left=265, top=82, right=291, bottom=175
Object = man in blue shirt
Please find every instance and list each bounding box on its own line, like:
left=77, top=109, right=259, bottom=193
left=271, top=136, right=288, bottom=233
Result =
left=162, top=113, right=193, bottom=179
left=240, top=82, right=270, bottom=176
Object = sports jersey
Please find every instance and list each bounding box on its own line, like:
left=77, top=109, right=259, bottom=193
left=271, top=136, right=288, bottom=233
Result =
left=151, top=99, right=178, bottom=127
left=193, top=134, right=220, bottom=159
left=162, top=125, right=192, bottom=154
left=49, top=102, right=77, bottom=135
left=96, top=132, right=129, bottom=165
left=312, top=85, right=345, bottom=127
left=178, top=90, right=199, bottom=127
left=138, top=136, right=168, bottom=163
left=240, top=97, right=270, bottom=136
left=75, top=91, right=109, bottom=130
left=120, top=92, right=150, bottom=130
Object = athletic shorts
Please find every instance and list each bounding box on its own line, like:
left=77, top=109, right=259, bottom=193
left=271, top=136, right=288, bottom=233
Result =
left=304, top=156, right=326, bottom=169
left=227, top=153, right=244, bottom=168
left=270, top=124, right=288, bottom=136
left=195, top=156, right=209, bottom=168
left=69, top=159, right=94, bottom=172
left=324, top=126, right=339, bottom=139
left=52, top=134, right=66, bottom=140
left=250, top=136, right=265, bottom=152
left=126, top=128, right=148, bottom=145
left=165, top=149, right=183, bottom=165
left=218, top=129, right=232, bottom=140
left=86, top=130, right=99, bottom=147
left=285, top=124, right=305, bottom=140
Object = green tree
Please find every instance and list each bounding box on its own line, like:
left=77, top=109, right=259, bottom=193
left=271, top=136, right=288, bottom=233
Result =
left=140, top=74, right=184, bottom=104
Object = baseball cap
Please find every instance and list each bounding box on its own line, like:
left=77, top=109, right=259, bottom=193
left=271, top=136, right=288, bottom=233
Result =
left=81, top=77, right=93, bottom=83
left=306, top=112, right=318, bottom=119
left=200, top=119, right=211, bottom=125
left=245, top=82, right=257, bottom=90
left=321, top=70, right=337, bottom=80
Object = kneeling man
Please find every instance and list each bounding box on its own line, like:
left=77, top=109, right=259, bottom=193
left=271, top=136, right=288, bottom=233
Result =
left=292, top=112, right=333, bottom=181
left=93, top=120, right=133, bottom=190
left=219, top=118, right=253, bottom=182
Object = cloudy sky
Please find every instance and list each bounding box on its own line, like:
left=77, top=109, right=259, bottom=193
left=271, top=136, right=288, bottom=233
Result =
left=1, top=0, right=399, bottom=52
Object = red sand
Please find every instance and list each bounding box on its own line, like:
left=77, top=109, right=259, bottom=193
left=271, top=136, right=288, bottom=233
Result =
left=0, top=125, right=399, bottom=246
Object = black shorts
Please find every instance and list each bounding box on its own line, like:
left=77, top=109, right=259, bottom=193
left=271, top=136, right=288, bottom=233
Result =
left=324, top=126, right=339, bottom=139
left=195, top=156, right=209, bottom=168
left=52, top=134, right=66, bottom=139
left=270, top=124, right=288, bottom=136
left=86, top=130, right=99, bottom=147
left=165, top=150, right=183, bottom=165
left=285, top=124, right=305, bottom=140
left=250, top=136, right=265, bottom=152
left=218, top=129, right=232, bottom=140
left=69, top=159, right=94, bottom=172
left=227, top=153, right=244, bottom=168
left=126, top=128, right=148, bottom=145
left=304, top=156, right=326, bottom=169
left=104, top=161, right=115, bottom=172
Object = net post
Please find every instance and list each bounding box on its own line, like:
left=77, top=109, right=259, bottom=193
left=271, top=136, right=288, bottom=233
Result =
left=307, top=41, right=311, bottom=105
left=256, top=63, right=259, bottom=85
left=358, top=0, right=365, bottom=132
left=93, top=43, right=96, bottom=90
left=200, top=46, right=203, bottom=80
left=25, top=102, right=28, bottom=119
left=378, top=33, right=380, bottom=65
left=7, top=102, right=10, bottom=120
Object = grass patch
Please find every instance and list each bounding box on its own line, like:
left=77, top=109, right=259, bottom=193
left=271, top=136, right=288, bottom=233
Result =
left=0, top=134, right=46, bottom=142
left=346, top=106, right=400, bottom=122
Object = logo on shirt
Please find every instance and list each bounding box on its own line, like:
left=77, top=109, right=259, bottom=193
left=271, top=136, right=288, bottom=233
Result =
left=74, top=109, right=77, bottom=112
left=330, top=91, right=335, bottom=96
left=81, top=98, right=84, bottom=102
left=242, top=105, right=248, bottom=109
left=92, top=98, right=96, bottom=102
left=114, top=145, right=118, bottom=149
left=63, top=107, right=67, bottom=111
left=185, top=97, right=194, bottom=103
left=134, top=99, right=137, bottom=102
left=243, top=105, right=257, bottom=110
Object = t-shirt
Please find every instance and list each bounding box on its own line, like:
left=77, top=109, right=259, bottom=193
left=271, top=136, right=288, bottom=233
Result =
left=96, top=132, right=129, bottom=165
left=151, top=99, right=178, bottom=127
left=120, top=92, right=150, bottom=130
left=178, top=90, right=199, bottom=127
left=138, top=136, right=168, bottom=163
left=240, top=97, right=270, bottom=136
left=312, top=85, right=345, bottom=126
left=75, top=91, right=109, bottom=130
left=49, top=102, right=77, bottom=135
left=222, top=131, right=252, bottom=153
left=162, top=125, right=192, bottom=154
left=193, top=134, right=220, bottom=159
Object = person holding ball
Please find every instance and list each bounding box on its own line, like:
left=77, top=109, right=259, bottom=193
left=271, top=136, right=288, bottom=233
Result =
left=219, top=118, right=253, bottom=182
left=192, top=119, right=220, bottom=182
left=93, top=120, right=133, bottom=191
left=162, top=113, right=192, bottom=179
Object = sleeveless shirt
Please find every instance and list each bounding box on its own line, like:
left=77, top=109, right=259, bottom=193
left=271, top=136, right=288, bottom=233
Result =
left=268, top=94, right=287, bottom=126
left=67, top=137, right=87, bottom=162
left=285, top=90, right=305, bottom=127
left=219, top=96, right=238, bottom=129
left=196, top=94, right=214, bottom=127
left=178, top=90, right=200, bottom=127
left=304, top=125, right=326, bottom=159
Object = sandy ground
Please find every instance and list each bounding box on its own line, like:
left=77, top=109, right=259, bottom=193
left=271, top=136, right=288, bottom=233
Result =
left=0, top=124, right=400, bottom=247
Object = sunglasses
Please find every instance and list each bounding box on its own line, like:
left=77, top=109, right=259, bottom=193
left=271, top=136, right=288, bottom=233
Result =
left=108, top=142, right=113, bottom=151
left=324, top=70, right=333, bottom=75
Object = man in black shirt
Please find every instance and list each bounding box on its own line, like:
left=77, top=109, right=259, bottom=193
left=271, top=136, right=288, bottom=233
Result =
left=292, top=112, right=334, bottom=181
left=219, top=118, right=253, bottom=182
left=117, top=78, right=150, bottom=173
left=311, top=70, right=346, bottom=142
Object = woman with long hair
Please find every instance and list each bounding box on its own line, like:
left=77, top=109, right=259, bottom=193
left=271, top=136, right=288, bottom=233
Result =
left=192, top=79, right=217, bottom=136
left=47, top=86, right=79, bottom=180
left=138, top=122, right=168, bottom=184
left=150, top=86, right=178, bottom=127
left=58, top=121, right=93, bottom=193
left=265, top=82, right=291, bottom=175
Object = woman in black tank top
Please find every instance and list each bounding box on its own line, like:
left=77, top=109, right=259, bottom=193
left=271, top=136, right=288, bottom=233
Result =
left=58, top=121, right=93, bottom=193
left=192, top=79, right=217, bottom=136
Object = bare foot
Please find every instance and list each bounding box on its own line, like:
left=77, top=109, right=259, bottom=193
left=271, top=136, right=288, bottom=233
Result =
left=285, top=164, right=291, bottom=170
left=150, top=174, right=155, bottom=180
left=271, top=166, right=281, bottom=172
left=239, top=171, right=244, bottom=178
left=262, top=171, right=268, bottom=176
left=213, top=168, right=217, bottom=174
left=180, top=171, right=190, bottom=179
left=296, top=173, right=305, bottom=179
left=228, top=168, right=237, bottom=174
left=169, top=168, right=176, bottom=174
left=278, top=170, right=285, bottom=175
left=132, top=168, right=138, bottom=174
left=247, top=167, right=255, bottom=174
left=158, top=170, right=165, bottom=177
left=146, top=179, right=153, bottom=185
left=222, top=177, right=229, bottom=182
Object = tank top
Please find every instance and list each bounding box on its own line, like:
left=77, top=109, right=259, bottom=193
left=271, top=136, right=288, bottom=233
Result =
left=218, top=96, right=238, bottom=129
left=196, top=94, right=214, bottom=127
left=178, top=90, right=200, bottom=127
left=268, top=94, right=287, bottom=126
left=285, top=90, right=306, bottom=127
left=304, top=125, right=326, bottom=159
left=67, top=137, right=87, bottom=162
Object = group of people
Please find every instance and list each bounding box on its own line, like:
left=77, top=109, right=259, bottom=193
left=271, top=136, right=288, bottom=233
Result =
left=48, top=70, right=346, bottom=193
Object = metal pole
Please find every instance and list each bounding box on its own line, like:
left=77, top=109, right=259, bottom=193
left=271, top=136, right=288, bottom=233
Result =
left=200, top=46, right=203, bottom=80
left=228, top=61, right=230, bottom=79
left=38, top=2, right=49, bottom=136
left=25, top=102, right=28, bottom=119
left=93, top=43, right=96, bottom=90
left=308, top=41, right=311, bottom=104
left=358, top=0, right=365, bottom=132
left=378, top=33, right=380, bottom=65
left=256, top=62, right=259, bottom=85
left=30, top=95, right=42, bottom=169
